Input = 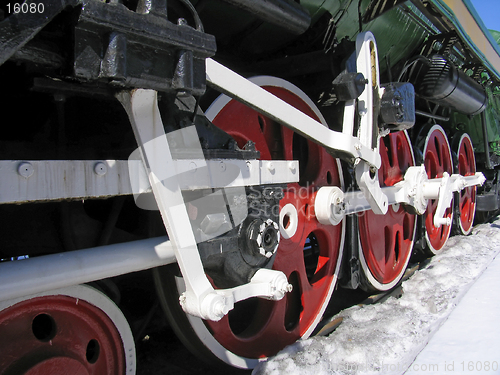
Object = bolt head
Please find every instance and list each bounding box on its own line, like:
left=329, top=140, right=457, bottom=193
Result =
left=94, top=162, right=107, bottom=176
left=18, top=162, right=34, bottom=178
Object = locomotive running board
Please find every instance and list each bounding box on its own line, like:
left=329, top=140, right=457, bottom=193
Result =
left=0, top=158, right=298, bottom=204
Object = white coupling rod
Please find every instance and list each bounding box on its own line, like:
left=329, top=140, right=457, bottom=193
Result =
left=315, top=167, right=485, bottom=227
left=424, top=172, right=486, bottom=227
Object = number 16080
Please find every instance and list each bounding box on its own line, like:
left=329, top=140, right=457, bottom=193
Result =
left=7, top=3, right=45, bottom=14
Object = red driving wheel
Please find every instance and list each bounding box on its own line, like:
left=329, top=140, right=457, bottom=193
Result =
left=453, top=133, right=477, bottom=235
left=358, top=130, right=416, bottom=291
left=0, top=285, right=135, bottom=375
left=422, top=125, right=453, bottom=254
left=154, top=76, right=345, bottom=368
left=206, top=77, right=344, bottom=359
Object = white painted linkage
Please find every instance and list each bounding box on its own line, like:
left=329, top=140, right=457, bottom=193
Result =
left=205, top=33, right=392, bottom=216
left=315, top=166, right=486, bottom=228
left=118, top=89, right=292, bottom=321
left=205, top=57, right=381, bottom=169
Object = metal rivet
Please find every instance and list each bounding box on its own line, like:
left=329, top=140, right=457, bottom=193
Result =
left=18, top=162, right=34, bottom=178
left=94, top=162, right=107, bottom=176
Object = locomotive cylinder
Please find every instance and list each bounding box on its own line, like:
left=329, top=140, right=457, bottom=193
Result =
left=409, top=55, right=487, bottom=116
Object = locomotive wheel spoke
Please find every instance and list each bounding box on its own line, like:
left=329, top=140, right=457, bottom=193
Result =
left=153, top=77, right=344, bottom=368
left=359, top=130, right=417, bottom=292
left=421, top=125, right=454, bottom=254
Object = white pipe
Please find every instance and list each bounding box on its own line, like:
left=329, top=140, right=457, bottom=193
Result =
left=0, top=236, right=175, bottom=302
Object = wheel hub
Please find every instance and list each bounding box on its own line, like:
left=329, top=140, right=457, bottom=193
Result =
left=247, top=219, right=280, bottom=258
left=245, top=218, right=280, bottom=259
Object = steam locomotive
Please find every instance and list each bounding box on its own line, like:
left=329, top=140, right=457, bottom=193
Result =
left=0, top=0, right=498, bottom=372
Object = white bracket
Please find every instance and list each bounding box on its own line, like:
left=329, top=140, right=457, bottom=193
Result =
left=426, top=172, right=485, bottom=227
left=353, top=32, right=388, bottom=215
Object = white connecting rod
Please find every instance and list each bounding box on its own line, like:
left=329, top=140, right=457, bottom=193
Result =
left=205, top=58, right=381, bottom=169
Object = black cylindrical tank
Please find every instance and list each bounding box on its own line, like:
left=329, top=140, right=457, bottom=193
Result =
left=409, top=55, right=487, bottom=116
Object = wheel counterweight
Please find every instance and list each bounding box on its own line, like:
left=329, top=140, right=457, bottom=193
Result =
left=154, top=77, right=345, bottom=368
left=358, top=130, right=417, bottom=292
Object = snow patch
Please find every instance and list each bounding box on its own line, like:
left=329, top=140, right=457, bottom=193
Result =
left=253, top=219, right=500, bottom=375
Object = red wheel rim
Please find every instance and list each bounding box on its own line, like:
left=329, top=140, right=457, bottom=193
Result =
left=358, top=131, right=416, bottom=290
left=456, top=134, right=476, bottom=234
left=0, top=294, right=127, bottom=374
left=423, top=125, right=453, bottom=252
left=205, top=79, right=344, bottom=358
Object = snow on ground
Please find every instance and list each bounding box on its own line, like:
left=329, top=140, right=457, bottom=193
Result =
left=253, top=218, right=500, bottom=375
left=411, top=240, right=500, bottom=374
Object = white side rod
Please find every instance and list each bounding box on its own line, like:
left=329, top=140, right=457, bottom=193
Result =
left=315, top=167, right=485, bottom=227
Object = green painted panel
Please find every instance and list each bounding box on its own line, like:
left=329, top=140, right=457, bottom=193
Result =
left=300, top=1, right=431, bottom=73
left=452, top=87, right=500, bottom=155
